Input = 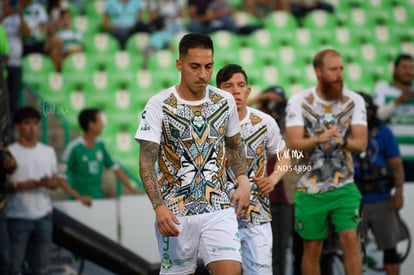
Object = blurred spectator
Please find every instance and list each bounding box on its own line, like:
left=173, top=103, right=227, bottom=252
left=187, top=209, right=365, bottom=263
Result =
left=61, top=108, right=141, bottom=199
left=0, top=24, right=7, bottom=77
left=354, top=92, right=408, bottom=275
left=146, top=0, right=186, bottom=34
left=102, top=0, right=151, bottom=50
left=188, top=0, right=239, bottom=34
left=243, top=0, right=291, bottom=17
left=1, top=0, right=31, bottom=127
left=0, top=132, right=17, bottom=275
left=5, top=106, right=89, bottom=275
left=47, top=0, right=63, bottom=32
left=56, top=9, right=83, bottom=58
left=248, top=85, right=295, bottom=275
left=143, top=17, right=172, bottom=69
left=290, top=0, right=334, bottom=18
left=22, top=0, right=64, bottom=71
left=374, top=54, right=414, bottom=182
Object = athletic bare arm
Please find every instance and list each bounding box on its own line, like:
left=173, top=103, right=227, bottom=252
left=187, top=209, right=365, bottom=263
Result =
left=225, top=134, right=250, bottom=216
left=139, top=140, right=180, bottom=236
left=387, top=156, right=405, bottom=211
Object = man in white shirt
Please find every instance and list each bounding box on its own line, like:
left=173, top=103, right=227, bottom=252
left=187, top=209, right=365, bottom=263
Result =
left=373, top=53, right=414, bottom=182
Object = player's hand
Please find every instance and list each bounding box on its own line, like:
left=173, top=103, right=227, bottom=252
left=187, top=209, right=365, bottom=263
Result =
left=317, top=124, right=338, bottom=144
left=231, top=179, right=250, bottom=217
left=155, top=205, right=180, bottom=237
left=390, top=192, right=403, bottom=211
left=80, top=196, right=93, bottom=207
left=253, top=176, right=276, bottom=195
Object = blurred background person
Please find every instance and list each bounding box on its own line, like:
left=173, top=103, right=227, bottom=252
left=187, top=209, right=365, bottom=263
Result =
left=248, top=85, right=295, bottom=275
left=354, top=92, right=408, bottom=275
left=56, top=9, right=83, bottom=58
left=374, top=54, right=414, bottom=182
left=146, top=0, right=186, bottom=35
left=188, top=0, right=239, bottom=34
left=1, top=0, right=31, bottom=129
left=102, top=0, right=151, bottom=50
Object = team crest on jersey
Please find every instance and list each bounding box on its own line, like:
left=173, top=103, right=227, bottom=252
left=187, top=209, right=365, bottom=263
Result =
left=82, top=155, right=88, bottom=162
left=297, top=220, right=304, bottom=230
left=161, top=253, right=172, bottom=270
left=192, top=115, right=205, bottom=129
left=96, top=150, right=103, bottom=161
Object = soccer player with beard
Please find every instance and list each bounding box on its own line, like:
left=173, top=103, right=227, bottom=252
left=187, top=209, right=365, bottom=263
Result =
left=285, top=49, right=368, bottom=275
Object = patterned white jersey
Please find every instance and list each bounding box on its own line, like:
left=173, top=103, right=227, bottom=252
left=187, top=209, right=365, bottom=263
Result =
left=135, top=85, right=241, bottom=216
left=227, top=107, right=285, bottom=228
left=285, top=87, right=367, bottom=194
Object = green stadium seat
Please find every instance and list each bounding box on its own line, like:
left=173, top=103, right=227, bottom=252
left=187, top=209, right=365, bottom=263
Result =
left=210, top=30, right=241, bottom=63
left=37, top=72, right=67, bottom=106
left=22, top=54, right=55, bottom=89
left=101, top=124, right=140, bottom=175
left=85, top=0, right=106, bottom=18
left=83, top=32, right=120, bottom=54
left=147, top=49, right=180, bottom=85
left=236, top=47, right=265, bottom=79
left=131, top=69, right=164, bottom=106
left=277, top=45, right=304, bottom=80
left=355, top=43, right=388, bottom=79
left=343, top=7, right=375, bottom=42
left=62, top=52, right=94, bottom=74
left=344, top=62, right=376, bottom=95
left=401, top=40, right=414, bottom=56
left=249, top=64, right=288, bottom=91
left=73, top=15, right=102, bottom=36
left=302, top=10, right=336, bottom=45
left=331, top=26, right=359, bottom=62
left=233, top=11, right=261, bottom=28
left=361, top=0, right=390, bottom=24
left=263, top=11, right=298, bottom=44
left=388, top=5, right=414, bottom=41
left=125, top=32, right=150, bottom=55
left=245, top=29, right=279, bottom=62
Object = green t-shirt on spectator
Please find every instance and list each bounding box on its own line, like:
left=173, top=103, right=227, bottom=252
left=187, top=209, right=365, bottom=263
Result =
left=0, top=25, right=9, bottom=78
left=61, top=137, right=117, bottom=199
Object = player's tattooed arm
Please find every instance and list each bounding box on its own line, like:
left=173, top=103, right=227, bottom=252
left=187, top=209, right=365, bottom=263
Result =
left=225, top=133, right=247, bottom=178
left=139, top=140, right=163, bottom=210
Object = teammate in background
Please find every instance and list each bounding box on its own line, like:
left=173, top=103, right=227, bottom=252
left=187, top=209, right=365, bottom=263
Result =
left=61, top=108, right=140, bottom=199
left=373, top=54, right=414, bottom=182
left=216, top=64, right=290, bottom=274
left=285, top=49, right=368, bottom=275
left=135, top=33, right=250, bottom=275
left=354, top=92, right=408, bottom=275
left=5, top=106, right=89, bottom=275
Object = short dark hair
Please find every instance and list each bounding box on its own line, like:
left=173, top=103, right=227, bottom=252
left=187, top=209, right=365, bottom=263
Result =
left=394, top=53, right=413, bottom=67
left=14, top=106, right=41, bottom=124
left=78, top=108, right=100, bottom=132
left=179, top=33, right=214, bottom=57
left=216, top=64, right=248, bottom=87
left=313, top=49, right=341, bottom=69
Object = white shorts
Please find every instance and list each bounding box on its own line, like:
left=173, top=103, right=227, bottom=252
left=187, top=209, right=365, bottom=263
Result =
left=156, top=207, right=242, bottom=275
left=239, top=222, right=273, bottom=275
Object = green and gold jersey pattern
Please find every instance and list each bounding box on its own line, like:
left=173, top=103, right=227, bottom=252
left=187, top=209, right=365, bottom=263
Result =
left=157, top=89, right=235, bottom=216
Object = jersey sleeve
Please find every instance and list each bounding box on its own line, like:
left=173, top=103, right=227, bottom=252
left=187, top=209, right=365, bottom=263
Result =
left=351, top=93, right=368, bottom=126
left=135, top=98, right=164, bottom=144
left=265, top=115, right=286, bottom=155
left=285, top=94, right=304, bottom=127
left=102, top=142, right=117, bottom=169
left=60, top=143, right=74, bottom=184
left=225, top=95, right=241, bottom=137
